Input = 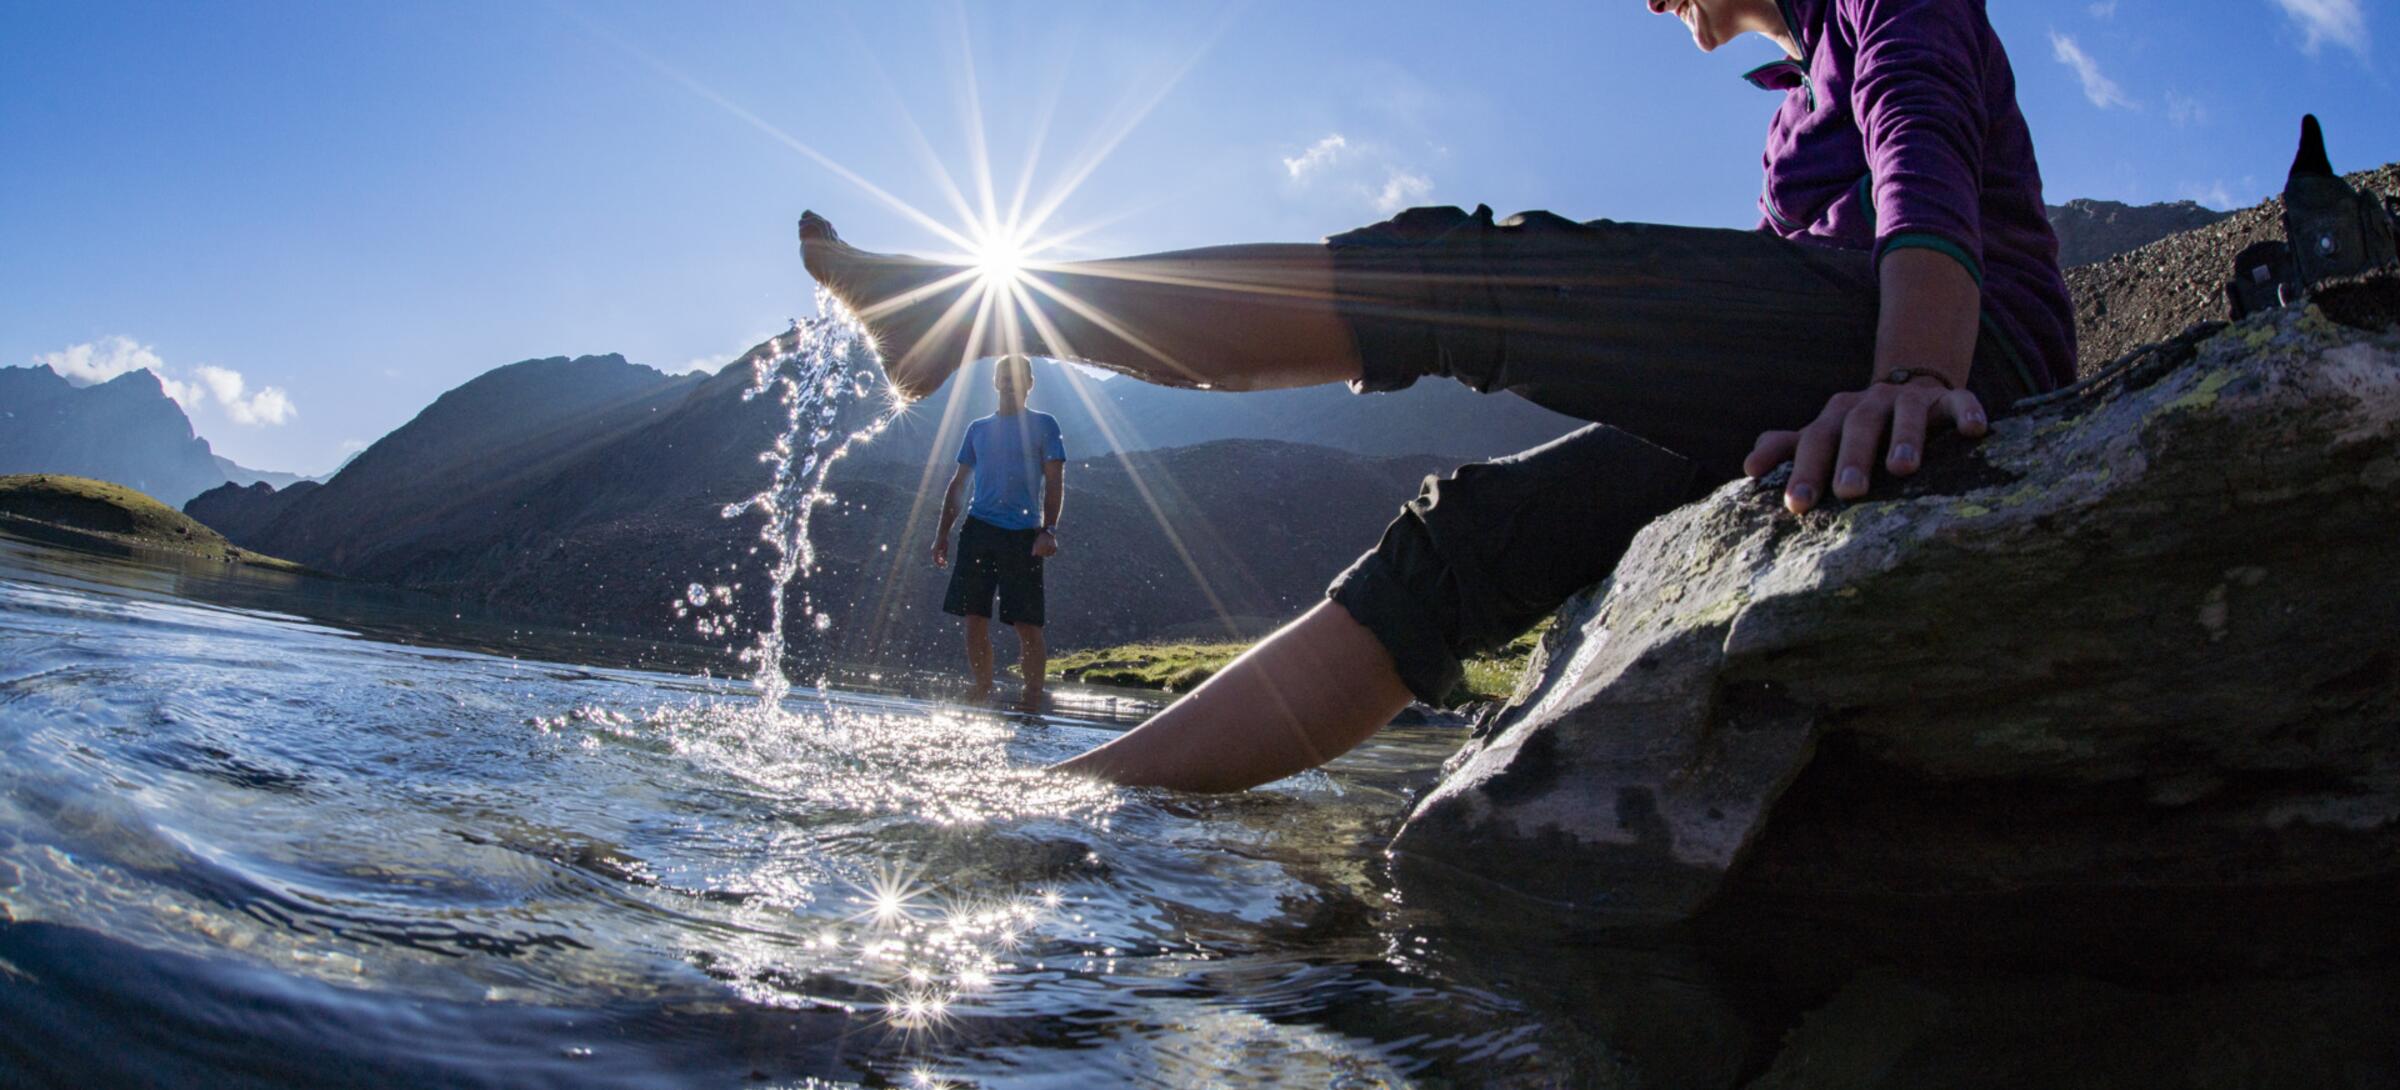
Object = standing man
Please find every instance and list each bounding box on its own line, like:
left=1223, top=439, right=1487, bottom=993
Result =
left=934, top=354, right=1066, bottom=710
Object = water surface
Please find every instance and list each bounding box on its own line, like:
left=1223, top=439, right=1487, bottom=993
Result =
left=0, top=536, right=1601, bottom=1088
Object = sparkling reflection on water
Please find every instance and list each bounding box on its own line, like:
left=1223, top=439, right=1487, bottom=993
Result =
left=0, top=538, right=1588, bottom=1088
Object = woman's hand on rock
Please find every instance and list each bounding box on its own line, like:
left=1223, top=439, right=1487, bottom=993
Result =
left=1744, top=377, right=1987, bottom=515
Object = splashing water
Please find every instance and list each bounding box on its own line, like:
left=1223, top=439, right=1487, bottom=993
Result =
left=716, top=291, right=894, bottom=708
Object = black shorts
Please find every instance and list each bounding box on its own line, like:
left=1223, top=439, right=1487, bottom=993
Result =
left=943, top=517, right=1046, bottom=626
left=1323, top=205, right=2045, bottom=704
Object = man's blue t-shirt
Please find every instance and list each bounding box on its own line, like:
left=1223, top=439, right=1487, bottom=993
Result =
left=957, top=410, right=1065, bottom=531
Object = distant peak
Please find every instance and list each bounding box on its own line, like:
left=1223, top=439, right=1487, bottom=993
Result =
left=96, top=367, right=167, bottom=394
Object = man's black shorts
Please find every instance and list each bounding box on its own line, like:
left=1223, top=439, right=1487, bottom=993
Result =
left=943, top=517, right=1045, bottom=626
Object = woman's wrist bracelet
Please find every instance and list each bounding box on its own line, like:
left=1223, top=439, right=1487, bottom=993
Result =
left=1880, top=367, right=1958, bottom=390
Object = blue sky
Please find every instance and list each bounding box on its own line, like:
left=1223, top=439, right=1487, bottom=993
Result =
left=2, top=0, right=2390, bottom=474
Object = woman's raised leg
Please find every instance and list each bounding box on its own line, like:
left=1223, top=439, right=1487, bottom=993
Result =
left=800, top=212, right=1362, bottom=401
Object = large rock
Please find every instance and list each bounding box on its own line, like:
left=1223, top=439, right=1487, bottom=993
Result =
left=1390, top=282, right=2400, bottom=927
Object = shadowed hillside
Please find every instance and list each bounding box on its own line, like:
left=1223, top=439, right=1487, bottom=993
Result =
left=183, top=172, right=2400, bottom=673
left=2066, top=164, right=2398, bottom=371
left=207, top=339, right=1449, bottom=671
left=0, top=366, right=232, bottom=506
left=2046, top=198, right=2230, bottom=268
left=234, top=354, right=708, bottom=575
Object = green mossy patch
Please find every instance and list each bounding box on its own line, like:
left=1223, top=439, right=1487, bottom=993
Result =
left=0, top=474, right=306, bottom=571
left=1050, top=641, right=1247, bottom=693
left=1052, top=620, right=1549, bottom=706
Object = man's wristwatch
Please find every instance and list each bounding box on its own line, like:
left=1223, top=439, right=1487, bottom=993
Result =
left=1039, top=525, right=1057, bottom=535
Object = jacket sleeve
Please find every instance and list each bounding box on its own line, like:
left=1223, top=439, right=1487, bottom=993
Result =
left=1843, top=0, right=1990, bottom=283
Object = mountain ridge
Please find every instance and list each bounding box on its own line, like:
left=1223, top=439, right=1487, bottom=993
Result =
left=175, top=186, right=2318, bottom=668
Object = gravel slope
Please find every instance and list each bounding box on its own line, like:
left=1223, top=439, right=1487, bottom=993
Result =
left=2066, top=163, right=2400, bottom=374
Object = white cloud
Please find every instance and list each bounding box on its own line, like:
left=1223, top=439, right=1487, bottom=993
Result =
left=38, top=334, right=163, bottom=386
left=2271, top=0, right=2370, bottom=57
left=1282, top=134, right=1349, bottom=180
left=2089, top=0, right=2119, bottom=17
left=1282, top=132, right=1435, bottom=217
left=1372, top=169, right=1435, bottom=214
left=194, top=364, right=296, bottom=426
left=2165, top=91, right=2207, bottom=127
left=2180, top=180, right=2238, bottom=210
left=194, top=364, right=246, bottom=406
left=34, top=336, right=295, bottom=426
left=2050, top=32, right=2138, bottom=111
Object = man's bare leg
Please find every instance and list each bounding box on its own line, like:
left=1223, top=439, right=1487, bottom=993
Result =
left=800, top=212, right=1362, bottom=401
left=1051, top=602, right=1414, bottom=793
left=963, top=615, right=995, bottom=704
left=1014, top=622, right=1047, bottom=711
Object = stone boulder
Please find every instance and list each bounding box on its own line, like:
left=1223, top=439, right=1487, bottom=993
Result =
left=1390, top=279, right=2400, bottom=928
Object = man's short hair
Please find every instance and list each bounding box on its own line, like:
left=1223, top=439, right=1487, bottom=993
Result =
left=994, top=353, right=1035, bottom=386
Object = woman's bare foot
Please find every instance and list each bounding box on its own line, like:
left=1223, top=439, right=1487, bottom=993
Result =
left=799, top=211, right=989, bottom=401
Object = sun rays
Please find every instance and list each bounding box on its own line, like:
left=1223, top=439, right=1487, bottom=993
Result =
left=576, top=1, right=1328, bottom=653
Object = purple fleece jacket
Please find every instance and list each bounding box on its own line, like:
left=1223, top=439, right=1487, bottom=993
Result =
left=1747, top=0, right=2076, bottom=391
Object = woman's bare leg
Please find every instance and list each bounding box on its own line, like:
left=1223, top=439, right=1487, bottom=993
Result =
left=800, top=212, right=1361, bottom=401
left=1050, top=601, right=1415, bottom=793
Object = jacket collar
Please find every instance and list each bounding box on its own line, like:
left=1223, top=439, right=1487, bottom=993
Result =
left=1742, top=0, right=1821, bottom=91
left=1777, top=0, right=1825, bottom=52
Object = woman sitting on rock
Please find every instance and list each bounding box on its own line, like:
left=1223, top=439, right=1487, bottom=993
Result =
left=801, top=0, right=2075, bottom=791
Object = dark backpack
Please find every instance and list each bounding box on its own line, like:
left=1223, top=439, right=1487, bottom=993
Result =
left=2226, top=115, right=2399, bottom=319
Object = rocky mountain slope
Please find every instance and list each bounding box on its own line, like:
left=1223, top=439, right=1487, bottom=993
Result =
left=190, top=342, right=1451, bottom=669
left=184, top=479, right=322, bottom=543
left=2067, top=164, right=2399, bottom=371
left=2045, top=197, right=2229, bottom=268
left=220, top=354, right=708, bottom=575
left=0, top=364, right=319, bottom=505
left=181, top=173, right=2392, bottom=673
left=214, top=456, right=314, bottom=491
left=0, top=366, right=234, bottom=507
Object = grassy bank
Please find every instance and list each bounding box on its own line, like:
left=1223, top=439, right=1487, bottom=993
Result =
left=1052, top=621, right=1549, bottom=706
left=0, top=473, right=306, bottom=571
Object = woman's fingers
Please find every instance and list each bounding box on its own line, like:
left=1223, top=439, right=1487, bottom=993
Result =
left=1942, top=388, right=1990, bottom=437
left=1756, top=381, right=1990, bottom=514
left=1745, top=429, right=1802, bottom=478
left=1832, top=392, right=1892, bottom=499
left=1886, top=388, right=1932, bottom=475
left=1786, top=395, right=1851, bottom=513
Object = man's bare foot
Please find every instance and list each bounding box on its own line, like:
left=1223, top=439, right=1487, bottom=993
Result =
left=799, top=211, right=989, bottom=401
